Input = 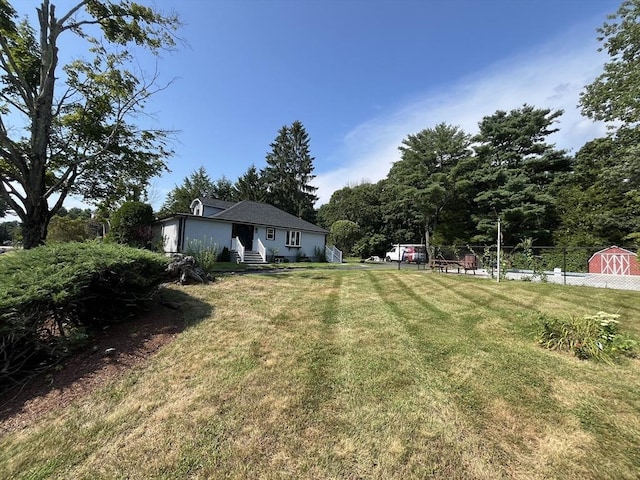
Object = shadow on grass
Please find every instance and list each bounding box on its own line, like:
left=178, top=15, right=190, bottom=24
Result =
left=0, top=288, right=212, bottom=432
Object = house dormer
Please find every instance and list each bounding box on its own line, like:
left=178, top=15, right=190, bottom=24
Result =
left=190, top=199, right=204, bottom=216
left=190, top=198, right=236, bottom=217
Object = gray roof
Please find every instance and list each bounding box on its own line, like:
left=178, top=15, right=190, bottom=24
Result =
left=210, top=200, right=328, bottom=234
left=199, top=198, right=237, bottom=209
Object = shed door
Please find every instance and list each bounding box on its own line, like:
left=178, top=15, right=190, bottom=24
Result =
left=601, top=253, right=630, bottom=275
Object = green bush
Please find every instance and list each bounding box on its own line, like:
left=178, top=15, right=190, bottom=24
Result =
left=109, top=201, right=154, bottom=248
left=217, top=246, right=231, bottom=263
left=0, top=242, right=170, bottom=391
left=537, top=311, right=637, bottom=362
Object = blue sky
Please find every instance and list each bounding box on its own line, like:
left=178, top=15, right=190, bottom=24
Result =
left=14, top=0, right=622, bottom=211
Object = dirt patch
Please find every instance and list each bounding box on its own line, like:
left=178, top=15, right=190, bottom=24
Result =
left=0, top=302, right=184, bottom=435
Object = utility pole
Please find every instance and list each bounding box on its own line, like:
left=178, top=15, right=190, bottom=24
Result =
left=496, top=217, right=501, bottom=283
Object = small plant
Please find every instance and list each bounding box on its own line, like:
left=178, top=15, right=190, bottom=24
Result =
left=537, top=311, right=637, bottom=362
left=514, top=238, right=548, bottom=282
left=314, top=246, right=328, bottom=262
left=268, top=247, right=279, bottom=263
left=185, top=237, right=218, bottom=273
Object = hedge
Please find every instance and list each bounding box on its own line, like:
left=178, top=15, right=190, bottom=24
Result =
left=0, top=242, right=170, bottom=392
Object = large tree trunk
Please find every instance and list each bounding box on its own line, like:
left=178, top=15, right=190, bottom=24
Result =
left=19, top=1, right=60, bottom=249
left=22, top=197, right=50, bottom=249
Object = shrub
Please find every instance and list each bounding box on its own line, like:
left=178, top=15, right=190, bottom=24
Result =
left=109, top=201, right=154, bottom=248
left=537, top=311, right=637, bottom=362
left=0, top=242, right=170, bottom=391
left=217, top=246, right=231, bottom=263
left=47, top=216, right=91, bottom=243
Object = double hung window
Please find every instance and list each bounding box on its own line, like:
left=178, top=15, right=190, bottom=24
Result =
left=286, top=230, right=301, bottom=247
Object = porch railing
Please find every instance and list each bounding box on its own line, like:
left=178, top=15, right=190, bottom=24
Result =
left=232, top=237, right=245, bottom=263
left=257, top=238, right=266, bottom=263
left=325, top=245, right=343, bottom=263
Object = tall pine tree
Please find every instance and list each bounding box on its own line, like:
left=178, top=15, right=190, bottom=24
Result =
left=158, top=167, right=216, bottom=216
left=234, top=164, right=266, bottom=201
left=469, top=105, right=571, bottom=245
left=262, top=121, right=318, bottom=222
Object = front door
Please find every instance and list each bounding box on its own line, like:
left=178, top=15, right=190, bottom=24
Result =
left=232, top=223, right=254, bottom=251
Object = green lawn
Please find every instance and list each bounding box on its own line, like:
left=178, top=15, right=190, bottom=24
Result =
left=2, top=269, right=639, bottom=479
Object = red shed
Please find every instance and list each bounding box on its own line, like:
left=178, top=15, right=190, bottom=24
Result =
left=588, top=246, right=640, bottom=275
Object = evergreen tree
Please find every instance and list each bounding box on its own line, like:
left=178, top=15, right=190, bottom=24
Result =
left=262, top=121, right=318, bottom=222
left=469, top=105, right=571, bottom=245
left=159, top=167, right=216, bottom=216
left=211, top=175, right=236, bottom=201
left=382, top=123, right=472, bottom=253
left=234, top=164, right=266, bottom=201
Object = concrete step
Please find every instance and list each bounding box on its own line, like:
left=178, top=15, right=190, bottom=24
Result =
left=231, top=250, right=266, bottom=264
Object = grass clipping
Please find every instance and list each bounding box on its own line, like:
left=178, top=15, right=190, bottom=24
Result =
left=537, top=311, right=638, bottom=362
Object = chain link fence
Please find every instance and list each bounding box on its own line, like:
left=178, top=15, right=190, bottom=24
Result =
left=392, top=244, right=640, bottom=291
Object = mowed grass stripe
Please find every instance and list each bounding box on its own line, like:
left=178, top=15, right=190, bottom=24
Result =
left=1, top=269, right=640, bottom=479
left=326, top=271, right=500, bottom=478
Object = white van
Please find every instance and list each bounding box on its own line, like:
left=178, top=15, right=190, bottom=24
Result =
left=385, top=245, right=409, bottom=262
left=385, top=245, right=426, bottom=263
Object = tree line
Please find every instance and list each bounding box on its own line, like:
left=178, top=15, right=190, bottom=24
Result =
left=158, top=120, right=319, bottom=223
left=318, top=108, right=640, bottom=257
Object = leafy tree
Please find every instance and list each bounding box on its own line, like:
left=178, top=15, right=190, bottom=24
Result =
left=580, top=0, right=640, bottom=124
left=555, top=128, right=640, bottom=245
left=159, top=166, right=216, bottom=216
left=318, top=182, right=383, bottom=229
left=0, top=220, right=19, bottom=244
left=262, top=121, right=318, bottom=222
left=318, top=181, right=387, bottom=257
left=109, top=201, right=154, bottom=248
left=382, top=123, right=472, bottom=254
left=469, top=105, right=571, bottom=245
left=56, top=206, right=92, bottom=220
left=47, top=215, right=90, bottom=242
left=329, top=220, right=361, bottom=256
left=234, top=164, right=265, bottom=201
left=0, top=1, right=180, bottom=248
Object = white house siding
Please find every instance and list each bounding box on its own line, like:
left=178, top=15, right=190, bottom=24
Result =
left=183, top=218, right=233, bottom=251
left=153, top=218, right=180, bottom=253
left=258, top=226, right=326, bottom=261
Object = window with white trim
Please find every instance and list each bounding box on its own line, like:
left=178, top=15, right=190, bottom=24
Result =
left=266, top=227, right=275, bottom=241
left=286, top=230, right=301, bottom=247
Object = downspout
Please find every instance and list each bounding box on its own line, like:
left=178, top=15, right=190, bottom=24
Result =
left=178, top=216, right=185, bottom=253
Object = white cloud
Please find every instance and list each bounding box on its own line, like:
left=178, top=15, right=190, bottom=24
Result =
left=315, top=26, right=609, bottom=206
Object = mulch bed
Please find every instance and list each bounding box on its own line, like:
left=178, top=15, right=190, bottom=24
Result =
left=0, top=302, right=184, bottom=435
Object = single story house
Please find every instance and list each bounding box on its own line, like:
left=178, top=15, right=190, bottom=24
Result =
left=153, top=198, right=333, bottom=263
left=588, top=246, right=640, bottom=276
